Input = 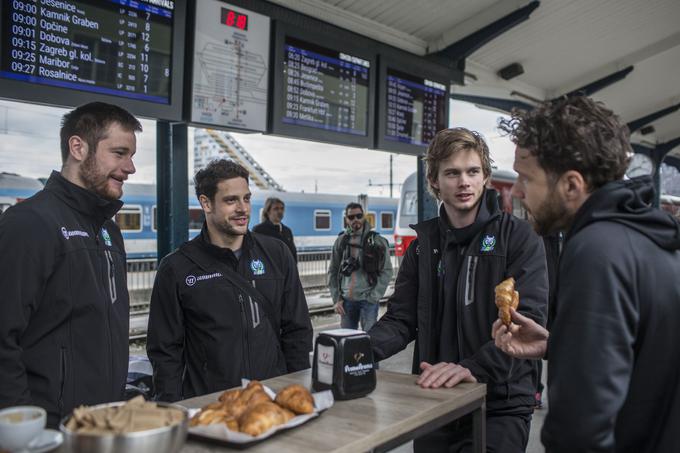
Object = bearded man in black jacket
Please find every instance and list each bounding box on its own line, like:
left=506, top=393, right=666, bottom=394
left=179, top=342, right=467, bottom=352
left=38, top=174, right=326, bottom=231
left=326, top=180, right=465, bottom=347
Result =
left=493, top=96, right=680, bottom=453
left=368, top=128, right=548, bottom=452
left=147, top=159, right=312, bottom=402
left=0, top=102, right=141, bottom=427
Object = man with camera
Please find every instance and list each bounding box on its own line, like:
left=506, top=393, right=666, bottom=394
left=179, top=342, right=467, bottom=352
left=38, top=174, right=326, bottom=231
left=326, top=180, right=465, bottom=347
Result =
left=328, top=202, right=393, bottom=331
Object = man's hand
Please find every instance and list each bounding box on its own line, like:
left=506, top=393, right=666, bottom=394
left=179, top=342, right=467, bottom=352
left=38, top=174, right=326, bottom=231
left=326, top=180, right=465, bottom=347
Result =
left=416, top=361, right=477, bottom=388
left=334, top=300, right=345, bottom=315
left=492, top=308, right=549, bottom=359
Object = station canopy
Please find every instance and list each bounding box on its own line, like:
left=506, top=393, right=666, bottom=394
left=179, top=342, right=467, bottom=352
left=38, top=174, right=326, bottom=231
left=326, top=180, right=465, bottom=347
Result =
left=269, top=0, right=680, bottom=156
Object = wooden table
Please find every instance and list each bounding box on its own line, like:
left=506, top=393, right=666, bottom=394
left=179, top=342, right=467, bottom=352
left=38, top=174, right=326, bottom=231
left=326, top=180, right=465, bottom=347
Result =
left=178, top=369, right=486, bottom=453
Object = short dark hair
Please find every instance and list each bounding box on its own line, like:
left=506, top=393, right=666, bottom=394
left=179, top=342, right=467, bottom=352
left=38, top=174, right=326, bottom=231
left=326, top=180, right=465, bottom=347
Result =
left=498, top=96, right=631, bottom=191
left=194, top=159, right=250, bottom=202
left=345, top=202, right=363, bottom=216
left=60, top=102, right=142, bottom=163
left=262, top=197, right=285, bottom=222
left=423, top=128, right=493, bottom=200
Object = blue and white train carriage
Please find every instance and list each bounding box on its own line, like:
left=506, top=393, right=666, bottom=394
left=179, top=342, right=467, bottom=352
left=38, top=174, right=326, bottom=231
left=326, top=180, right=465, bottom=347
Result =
left=0, top=173, right=397, bottom=259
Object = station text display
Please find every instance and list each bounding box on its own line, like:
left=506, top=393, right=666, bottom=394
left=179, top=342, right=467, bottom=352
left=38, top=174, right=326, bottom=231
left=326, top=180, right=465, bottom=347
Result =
left=1, top=0, right=175, bottom=104
left=385, top=68, right=447, bottom=146
left=282, top=36, right=370, bottom=136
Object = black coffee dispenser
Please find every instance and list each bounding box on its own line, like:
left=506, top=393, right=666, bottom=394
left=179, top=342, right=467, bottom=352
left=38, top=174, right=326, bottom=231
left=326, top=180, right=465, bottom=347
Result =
left=312, top=329, right=376, bottom=400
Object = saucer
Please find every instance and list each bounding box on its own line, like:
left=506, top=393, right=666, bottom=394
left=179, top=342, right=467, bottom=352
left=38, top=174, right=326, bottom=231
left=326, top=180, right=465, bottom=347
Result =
left=14, top=429, right=63, bottom=453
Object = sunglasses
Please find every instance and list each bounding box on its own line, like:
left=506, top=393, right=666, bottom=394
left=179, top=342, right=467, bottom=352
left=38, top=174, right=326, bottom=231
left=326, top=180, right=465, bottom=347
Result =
left=346, top=213, right=363, bottom=221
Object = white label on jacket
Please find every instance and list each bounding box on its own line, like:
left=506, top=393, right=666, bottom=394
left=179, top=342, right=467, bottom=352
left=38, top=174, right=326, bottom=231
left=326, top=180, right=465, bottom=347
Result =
left=185, top=272, right=223, bottom=286
left=60, top=227, right=89, bottom=239
left=316, top=344, right=334, bottom=385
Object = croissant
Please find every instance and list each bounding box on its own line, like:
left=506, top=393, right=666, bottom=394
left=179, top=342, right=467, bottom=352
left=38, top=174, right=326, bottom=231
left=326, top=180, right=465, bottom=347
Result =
left=238, top=402, right=295, bottom=436
left=275, top=384, right=315, bottom=415
left=495, top=277, right=519, bottom=326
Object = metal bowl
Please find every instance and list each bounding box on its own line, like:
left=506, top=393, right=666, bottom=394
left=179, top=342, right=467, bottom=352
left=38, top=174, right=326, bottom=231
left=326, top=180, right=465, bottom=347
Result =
left=59, top=401, right=188, bottom=453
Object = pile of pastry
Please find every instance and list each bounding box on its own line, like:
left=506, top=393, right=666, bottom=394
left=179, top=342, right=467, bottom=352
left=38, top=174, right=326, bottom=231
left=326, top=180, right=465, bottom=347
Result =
left=190, top=381, right=315, bottom=436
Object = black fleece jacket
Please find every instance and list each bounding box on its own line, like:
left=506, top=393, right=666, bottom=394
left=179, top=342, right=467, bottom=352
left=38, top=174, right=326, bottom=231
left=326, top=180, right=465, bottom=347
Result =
left=369, top=189, right=548, bottom=413
left=147, top=226, right=312, bottom=402
left=0, top=172, right=129, bottom=428
left=542, top=176, right=680, bottom=453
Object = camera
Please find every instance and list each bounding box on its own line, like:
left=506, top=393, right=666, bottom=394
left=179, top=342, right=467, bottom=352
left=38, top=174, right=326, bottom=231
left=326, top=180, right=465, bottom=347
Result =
left=340, top=256, right=359, bottom=276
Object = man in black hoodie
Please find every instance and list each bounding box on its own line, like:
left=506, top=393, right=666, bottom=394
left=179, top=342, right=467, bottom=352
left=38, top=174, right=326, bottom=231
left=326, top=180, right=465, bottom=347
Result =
left=252, top=197, right=297, bottom=261
left=493, top=95, right=680, bottom=452
left=147, top=159, right=312, bottom=402
left=0, top=102, right=141, bottom=427
left=368, top=128, right=548, bottom=452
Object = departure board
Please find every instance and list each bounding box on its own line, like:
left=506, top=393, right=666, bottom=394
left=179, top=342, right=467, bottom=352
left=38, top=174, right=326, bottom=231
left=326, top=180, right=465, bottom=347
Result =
left=384, top=68, right=447, bottom=146
left=282, top=36, right=370, bottom=136
left=1, top=0, right=175, bottom=104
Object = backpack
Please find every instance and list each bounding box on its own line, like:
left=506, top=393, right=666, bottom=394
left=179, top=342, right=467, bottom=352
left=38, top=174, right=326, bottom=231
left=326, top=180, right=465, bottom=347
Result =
left=340, top=230, right=386, bottom=286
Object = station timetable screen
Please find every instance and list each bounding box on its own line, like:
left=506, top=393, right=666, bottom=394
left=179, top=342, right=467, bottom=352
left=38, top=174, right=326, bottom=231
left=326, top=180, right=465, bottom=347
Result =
left=384, top=68, right=447, bottom=146
left=282, top=36, right=370, bottom=136
left=1, top=0, right=175, bottom=104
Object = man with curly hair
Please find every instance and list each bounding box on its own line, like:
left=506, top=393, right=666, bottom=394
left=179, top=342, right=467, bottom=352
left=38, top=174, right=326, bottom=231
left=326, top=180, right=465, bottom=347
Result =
left=493, top=95, right=680, bottom=452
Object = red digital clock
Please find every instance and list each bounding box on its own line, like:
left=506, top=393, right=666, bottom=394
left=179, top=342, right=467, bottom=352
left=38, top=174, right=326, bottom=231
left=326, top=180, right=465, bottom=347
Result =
left=221, top=7, right=248, bottom=31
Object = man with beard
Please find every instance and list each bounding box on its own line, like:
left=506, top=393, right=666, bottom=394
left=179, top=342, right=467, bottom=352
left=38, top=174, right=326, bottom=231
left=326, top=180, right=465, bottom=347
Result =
left=0, top=102, right=140, bottom=427
left=368, top=127, right=548, bottom=452
left=147, top=159, right=312, bottom=402
left=492, top=96, right=680, bottom=452
left=253, top=197, right=297, bottom=261
left=328, top=202, right=393, bottom=332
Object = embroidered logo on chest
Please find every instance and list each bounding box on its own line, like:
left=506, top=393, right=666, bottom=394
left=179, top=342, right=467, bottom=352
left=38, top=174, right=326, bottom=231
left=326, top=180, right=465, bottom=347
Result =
left=101, top=228, right=112, bottom=247
left=480, top=235, right=496, bottom=252
left=250, top=259, right=265, bottom=276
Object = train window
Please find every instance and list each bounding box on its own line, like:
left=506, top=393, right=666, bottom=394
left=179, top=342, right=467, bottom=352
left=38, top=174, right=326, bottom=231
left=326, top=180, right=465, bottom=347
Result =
left=314, top=210, right=331, bottom=230
left=366, top=211, right=376, bottom=229
left=189, top=208, right=205, bottom=230
left=381, top=211, right=394, bottom=230
left=115, top=206, right=142, bottom=232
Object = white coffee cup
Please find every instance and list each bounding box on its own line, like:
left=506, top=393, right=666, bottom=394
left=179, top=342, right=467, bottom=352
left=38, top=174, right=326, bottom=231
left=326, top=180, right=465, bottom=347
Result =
left=0, top=406, right=46, bottom=451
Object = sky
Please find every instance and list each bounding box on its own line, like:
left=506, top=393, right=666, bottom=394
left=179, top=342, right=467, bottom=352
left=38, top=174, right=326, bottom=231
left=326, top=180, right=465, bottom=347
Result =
left=0, top=99, right=516, bottom=197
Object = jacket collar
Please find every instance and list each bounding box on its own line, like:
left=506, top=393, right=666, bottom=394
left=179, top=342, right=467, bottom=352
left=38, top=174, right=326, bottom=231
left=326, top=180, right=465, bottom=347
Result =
left=191, top=222, right=253, bottom=269
left=44, top=171, right=123, bottom=224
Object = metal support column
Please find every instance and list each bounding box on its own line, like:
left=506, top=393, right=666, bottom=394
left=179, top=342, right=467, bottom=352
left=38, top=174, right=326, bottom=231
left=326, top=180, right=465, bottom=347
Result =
left=156, top=121, right=189, bottom=261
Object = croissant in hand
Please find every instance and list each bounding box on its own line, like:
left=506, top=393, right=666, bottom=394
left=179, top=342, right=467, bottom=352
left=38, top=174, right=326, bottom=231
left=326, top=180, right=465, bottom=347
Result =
left=495, top=277, right=519, bottom=326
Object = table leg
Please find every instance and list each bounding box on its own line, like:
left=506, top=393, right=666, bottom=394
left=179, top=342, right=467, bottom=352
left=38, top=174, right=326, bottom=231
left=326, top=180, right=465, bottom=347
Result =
left=472, top=401, right=486, bottom=452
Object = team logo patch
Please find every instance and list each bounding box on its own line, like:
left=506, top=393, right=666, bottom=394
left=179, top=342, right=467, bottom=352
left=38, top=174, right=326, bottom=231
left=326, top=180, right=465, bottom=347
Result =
left=480, top=235, right=496, bottom=252
left=250, top=259, right=265, bottom=276
left=61, top=227, right=68, bottom=239
left=101, top=228, right=112, bottom=247
left=185, top=275, right=197, bottom=286
left=60, top=227, right=89, bottom=240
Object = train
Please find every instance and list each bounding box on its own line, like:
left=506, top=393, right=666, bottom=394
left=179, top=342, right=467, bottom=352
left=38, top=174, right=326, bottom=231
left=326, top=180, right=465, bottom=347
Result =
left=394, top=169, right=525, bottom=257
left=0, top=172, right=398, bottom=259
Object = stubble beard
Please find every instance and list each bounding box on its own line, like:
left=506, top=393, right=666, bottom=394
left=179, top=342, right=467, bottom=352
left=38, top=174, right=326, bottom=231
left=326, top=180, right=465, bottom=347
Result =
left=529, top=191, right=570, bottom=236
left=80, top=152, right=120, bottom=201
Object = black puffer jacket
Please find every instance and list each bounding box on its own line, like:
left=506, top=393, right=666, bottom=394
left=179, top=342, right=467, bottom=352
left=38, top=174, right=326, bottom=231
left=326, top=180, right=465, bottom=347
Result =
left=542, top=176, right=680, bottom=453
left=147, top=226, right=312, bottom=402
left=369, top=189, right=548, bottom=413
left=252, top=220, right=297, bottom=262
left=0, top=172, right=129, bottom=427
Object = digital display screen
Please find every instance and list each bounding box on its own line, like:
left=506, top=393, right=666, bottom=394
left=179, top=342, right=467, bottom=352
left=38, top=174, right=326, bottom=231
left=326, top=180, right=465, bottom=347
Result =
left=384, top=67, right=447, bottom=146
left=220, top=7, right=247, bottom=31
left=1, top=0, right=175, bottom=104
left=282, top=36, right=370, bottom=136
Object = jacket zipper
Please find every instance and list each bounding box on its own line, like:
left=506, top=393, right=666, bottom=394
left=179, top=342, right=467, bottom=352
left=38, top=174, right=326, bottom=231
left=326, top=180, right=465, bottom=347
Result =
left=464, top=256, right=479, bottom=306
left=105, top=250, right=117, bottom=304
left=455, top=249, right=467, bottom=360
left=239, top=294, right=252, bottom=377
left=249, top=296, right=260, bottom=328
left=58, top=347, right=66, bottom=416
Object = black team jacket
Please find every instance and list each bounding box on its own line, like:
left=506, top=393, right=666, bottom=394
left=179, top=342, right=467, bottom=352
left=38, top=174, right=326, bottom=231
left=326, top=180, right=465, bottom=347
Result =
left=252, top=219, right=298, bottom=262
left=542, top=177, right=680, bottom=453
left=369, top=189, right=548, bottom=413
left=0, top=171, right=129, bottom=428
left=147, top=225, right=312, bottom=402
